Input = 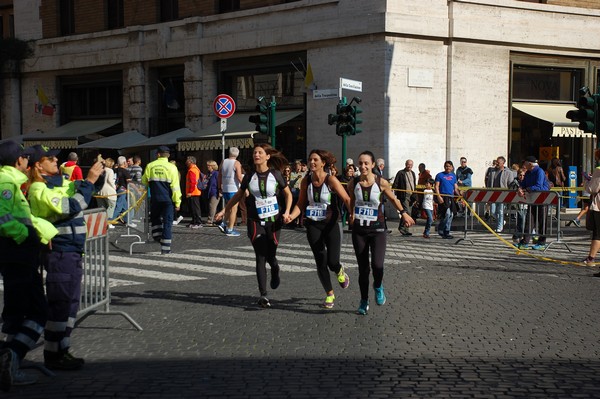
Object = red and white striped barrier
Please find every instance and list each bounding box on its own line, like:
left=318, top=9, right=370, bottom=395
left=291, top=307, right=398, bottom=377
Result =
left=463, top=190, right=558, bottom=206
left=84, top=209, right=108, bottom=238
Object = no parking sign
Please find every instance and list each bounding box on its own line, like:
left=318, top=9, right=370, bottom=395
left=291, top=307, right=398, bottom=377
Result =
left=213, top=94, right=236, bottom=119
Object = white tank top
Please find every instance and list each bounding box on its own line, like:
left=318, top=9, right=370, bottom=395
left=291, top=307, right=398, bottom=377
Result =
left=221, top=158, right=239, bottom=193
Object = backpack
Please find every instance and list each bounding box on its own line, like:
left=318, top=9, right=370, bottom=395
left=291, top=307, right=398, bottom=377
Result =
left=197, top=172, right=208, bottom=191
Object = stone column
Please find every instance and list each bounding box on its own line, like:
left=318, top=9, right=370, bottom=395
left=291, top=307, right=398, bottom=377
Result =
left=184, top=56, right=202, bottom=131
left=126, top=64, right=146, bottom=133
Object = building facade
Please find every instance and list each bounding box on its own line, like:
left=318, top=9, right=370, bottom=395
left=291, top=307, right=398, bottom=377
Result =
left=1, top=0, right=600, bottom=183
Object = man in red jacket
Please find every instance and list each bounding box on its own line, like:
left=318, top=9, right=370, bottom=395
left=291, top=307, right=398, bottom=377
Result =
left=185, top=156, right=203, bottom=228
left=60, top=152, right=83, bottom=181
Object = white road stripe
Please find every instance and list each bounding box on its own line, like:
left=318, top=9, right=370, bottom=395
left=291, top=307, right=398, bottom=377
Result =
left=166, top=251, right=315, bottom=272
left=108, top=278, right=144, bottom=287
left=110, top=266, right=207, bottom=281
left=108, top=255, right=258, bottom=275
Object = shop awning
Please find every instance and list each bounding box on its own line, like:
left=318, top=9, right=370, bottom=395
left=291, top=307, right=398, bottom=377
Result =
left=77, top=130, right=148, bottom=149
left=21, top=119, right=122, bottom=149
left=177, top=110, right=304, bottom=151
left=125, top=127, right=196, bottom=149
left=512, top=102, right=594, bottom=138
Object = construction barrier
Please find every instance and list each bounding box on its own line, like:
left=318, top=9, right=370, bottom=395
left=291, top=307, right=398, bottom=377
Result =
left=458, top=189, right=570, bottom=252
left=77, top=208, right=142, bottom=330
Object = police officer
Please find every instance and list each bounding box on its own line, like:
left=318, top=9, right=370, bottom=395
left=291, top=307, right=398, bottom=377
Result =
left=142, top=146, right=182, bottom=254
left=0, top=141, right=57, bottom=390
left=27, top=144, right=104, bottom=370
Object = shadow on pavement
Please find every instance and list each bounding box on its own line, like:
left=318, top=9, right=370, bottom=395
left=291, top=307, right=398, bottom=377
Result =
left=11, top=356, right=600, bottom=398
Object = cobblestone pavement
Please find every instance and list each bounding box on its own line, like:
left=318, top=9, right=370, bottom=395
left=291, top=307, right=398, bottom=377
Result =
left=2, top=219, right=600, bottom=398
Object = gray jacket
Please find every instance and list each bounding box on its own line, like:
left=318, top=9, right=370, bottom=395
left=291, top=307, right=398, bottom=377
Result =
left=486, top=167, right=516, bottom=189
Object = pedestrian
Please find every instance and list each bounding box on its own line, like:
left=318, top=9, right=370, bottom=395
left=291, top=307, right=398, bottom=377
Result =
left=375, top=158, right=386, bottom=177
left=97, top=157, right=117, bottom=229
left=185, top=156, right=203, bottom=228
left=142, top=146, right=182, bottom=254
left=218, top=147, right=243, bottom=237
left=516, top=156, right=550, bottom=249
left=128, top=155, right=143, bottom=183
left=59, top=152, right=83, bottom=181
left=112, top=156, right=132, bottom=225
left=349, top=151, right=415, bottom=315
left=285, top=149, right=351, bottom=309
left=417, top=163, right=432, bottom=185
left=289, top=160, right=305, bottom=228
left=434, top=160, right=461, bottom=239
left=422, top=178, right=435, bottom=238
left=582, top=149, right=600, bottom=269
left=456, top=157, right=473, bottom=187
left=205, top=160, right=220, bottom=225
left=392, top=159, right=416, bottom=236
left=0, top=141, right=57, bottom=390
left=215, top=143, right=293, bottom=308
left=27, top=144, right=104, bottom=370
left=488, top=156, right=513, bottom=233
left=547, top=157, right=566, bottom=189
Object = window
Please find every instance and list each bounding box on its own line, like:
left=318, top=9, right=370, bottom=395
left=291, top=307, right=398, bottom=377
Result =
left=218, top=0, right=240, bottom=13
left=59, top=0, right=75, bottom=36
left=156, top=70, right=185, bottom=134
left=107, top=0, right=124, bottom=29
left=160, top=0, right=178, bottom=22
left=8, top=14, right=13, bottom=38
left=513, top=66, right=582, bottom=102
left=61, top=75, right=123, bottom=120
left=0, top=16, right=4, bottom=39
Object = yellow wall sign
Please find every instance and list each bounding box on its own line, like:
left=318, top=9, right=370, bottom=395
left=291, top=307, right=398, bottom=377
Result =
left=539, top=146, right=559, bottom=161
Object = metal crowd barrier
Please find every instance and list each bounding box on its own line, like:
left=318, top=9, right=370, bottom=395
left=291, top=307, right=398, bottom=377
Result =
left=458, top=189, right=570, bottom=252
left=77, top=208, right=143, bottom=330
left=114, top=182, right=151, bottom=255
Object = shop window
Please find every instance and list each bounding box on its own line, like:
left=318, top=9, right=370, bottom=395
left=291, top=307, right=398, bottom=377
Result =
left=218, top=0, right=240, bottom=13
left=513, top=66, right=582, bottom=102
left=107, top=0, right=124, bottom=29
left=160, top=0, right=179, bottom=22
left=60, top=0, right=75, bottom=36
left=156, top=72, right=185, bottom=134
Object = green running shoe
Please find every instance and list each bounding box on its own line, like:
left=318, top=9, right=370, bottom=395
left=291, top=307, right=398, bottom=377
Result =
left=322, top=294, right=335, bottom=309
left=337, top=266, right=349, bottom=289
left=357, top=299, right=369, bottom=315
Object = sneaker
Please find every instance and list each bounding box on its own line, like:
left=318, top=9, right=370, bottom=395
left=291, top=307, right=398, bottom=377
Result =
left=108, top=224, right=115, bottom=229
left=322, top=294, right=335, bottom=309
left=172, top=215, right=184, bottom=226
left=337, top=266, right=349, bottom=289
left=12, top=370, right=37, bottom=386
left=44, top=352, right=84, bottom=371
left=572, top=219, right=581, bottom=227
left=258, top=296, right=271, bottom=308
left=270, top=266, right=280, bottom=290
left=374, top=285, right=386, bottom=305
left=532, top=244, right=547, bottom=251
left=495, top=229, right=503, bottom=233
left=582, top=256, right=596, bottom=265
left=190, top=224, right=203, bottom=229
left=225, top=228, right=241, bottom=237
left=127, top=222, right=137, bottom=228
left=442, top=234, right=454, bottom=239
left=63, top=352, right=85, bottom=365
left=0, top=348, right=15, bottom=392
left=357, top=299, right=369, bottom=315
left=161, top=250, right=171, bottom=255
left=218, top=223, right=227, bottom=234
left=423, top=234, right=430, bottom=238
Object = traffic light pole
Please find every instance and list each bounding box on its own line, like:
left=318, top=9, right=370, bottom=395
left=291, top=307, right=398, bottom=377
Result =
left=270, top=96, right=277, bottom=148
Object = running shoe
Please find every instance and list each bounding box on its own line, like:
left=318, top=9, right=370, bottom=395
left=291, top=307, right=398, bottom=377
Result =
left=322, top=294, right=335, bottom=309
left=582, top=256, right=596, bottom=265
left=374, top=284, right=386, bottom=305
left=270, top=266, right=280, bottom=290
left=12, top=370, right=37, bottom=386
left=258, top=296, right=271, bottom=308
left=218, top=222, right=227, bottom=234
left=225, top=228, right=241, bottom=237
left=572, top=219, right=581, bottom=227
left=337, top=266, right=349, bottom=289
left=357, top=299, right=369, bottom=315
left=532, top=244, right=547, bottom=251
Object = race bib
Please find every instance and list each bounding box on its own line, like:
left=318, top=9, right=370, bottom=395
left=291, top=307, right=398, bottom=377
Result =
left=354, top=201, right=378, bottom=222
left=306, top=203, right=327, bottom=221
left=255, top=196, right=279, bottom=219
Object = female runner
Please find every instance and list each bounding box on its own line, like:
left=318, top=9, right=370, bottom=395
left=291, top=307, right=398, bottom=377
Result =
left=286, top=149, right=351, bottom=309
left=215, top=143, right=292, bottom=308
left=349, top=151, right=415, bottom=315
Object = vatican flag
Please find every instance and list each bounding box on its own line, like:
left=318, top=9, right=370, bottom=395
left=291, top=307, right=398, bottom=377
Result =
left=304, top=63, right=315, bottom=90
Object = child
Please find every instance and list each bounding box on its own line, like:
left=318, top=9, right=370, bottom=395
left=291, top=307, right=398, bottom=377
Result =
left=422, top=179, right=435, bottom=238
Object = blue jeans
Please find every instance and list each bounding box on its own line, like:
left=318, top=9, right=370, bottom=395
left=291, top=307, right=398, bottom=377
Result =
left=424, top=209, right=433, bottom=236
left=438, top=206, right=453, bottom=235
left=494, top=203, right=505, bottom=231
left=112, top=188, right=129, bottom=223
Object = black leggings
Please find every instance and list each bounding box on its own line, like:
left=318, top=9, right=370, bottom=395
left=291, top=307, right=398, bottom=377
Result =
left=305, top=220, right=343, bottom=293
left=352, top=227, right=387, bottom=301
left=247, top=219, right=281, bottom=296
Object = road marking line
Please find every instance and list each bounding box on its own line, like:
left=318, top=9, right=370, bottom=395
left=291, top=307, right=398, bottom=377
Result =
left=109, top=255, right=257, bottom=275
left=110, top=266, right=208, bottom=281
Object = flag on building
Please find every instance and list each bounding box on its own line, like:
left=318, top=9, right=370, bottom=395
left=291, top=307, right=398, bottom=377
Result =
left=304, top=63, right=316, bottom=90
left=35, top=86, right=55, bottom=116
